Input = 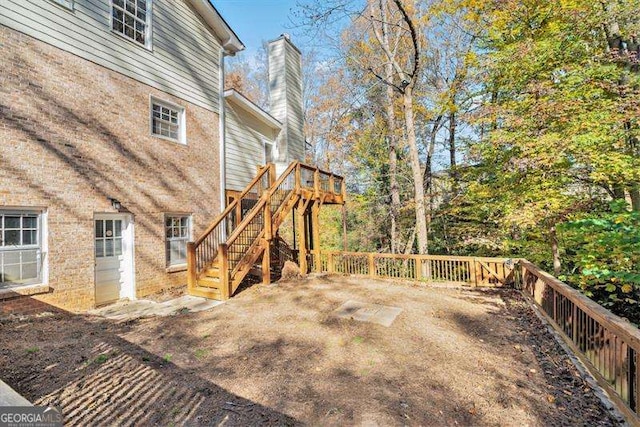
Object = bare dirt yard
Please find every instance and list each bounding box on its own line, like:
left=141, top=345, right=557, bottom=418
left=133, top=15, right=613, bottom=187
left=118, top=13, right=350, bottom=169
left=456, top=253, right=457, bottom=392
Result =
left=0, top=275, right=620, bottom=426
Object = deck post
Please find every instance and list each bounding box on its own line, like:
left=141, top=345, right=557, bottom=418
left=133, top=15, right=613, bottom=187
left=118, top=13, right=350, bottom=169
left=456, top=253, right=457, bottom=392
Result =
left=295, top=162, right=301, bottom=194
left=268, top=162, right=277, bottom=186
left=314, top=168, right=320, bottom=199
left=264, top=196, right=273, bottom=241
left=368, top=253, right=375, bottom=278
left=311, top=201, right=321, bottom=273
left=219, top=243, right=230, bottom=300
left=297, top=199, right=307, bottom=274
left=187, top=242, right=197, bottom=292
left=474, top=258, right=483, bottom=286
left=262, top=239, right=271, bottom=285
left=469, top=258, right=477, bottom=288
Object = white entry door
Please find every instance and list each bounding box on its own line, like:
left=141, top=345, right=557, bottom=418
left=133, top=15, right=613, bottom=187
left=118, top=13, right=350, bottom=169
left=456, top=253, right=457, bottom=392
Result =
left=94, top=214, right=134, bottom=306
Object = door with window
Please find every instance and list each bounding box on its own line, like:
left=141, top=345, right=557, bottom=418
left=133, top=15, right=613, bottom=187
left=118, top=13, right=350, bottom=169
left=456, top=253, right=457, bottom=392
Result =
left=94, top=214, right=134, bottom=305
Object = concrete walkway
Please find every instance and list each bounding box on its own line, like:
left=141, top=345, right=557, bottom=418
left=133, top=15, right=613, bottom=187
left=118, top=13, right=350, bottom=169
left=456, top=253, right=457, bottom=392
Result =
left=88, top=295, right=222, bottom=321
left=1, top=380, right=31, bottom=406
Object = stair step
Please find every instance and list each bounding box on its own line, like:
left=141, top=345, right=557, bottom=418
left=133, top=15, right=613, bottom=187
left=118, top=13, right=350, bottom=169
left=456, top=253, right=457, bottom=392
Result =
left=197, top=276, right=222, bottom=288
left=204, top=267, right=220, bottom=277
left=189, top=285, right=222, bottom=300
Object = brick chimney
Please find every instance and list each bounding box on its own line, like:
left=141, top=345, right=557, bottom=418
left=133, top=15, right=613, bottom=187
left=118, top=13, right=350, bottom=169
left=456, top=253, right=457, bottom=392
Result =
left=268, top=34, right=305, bottom=173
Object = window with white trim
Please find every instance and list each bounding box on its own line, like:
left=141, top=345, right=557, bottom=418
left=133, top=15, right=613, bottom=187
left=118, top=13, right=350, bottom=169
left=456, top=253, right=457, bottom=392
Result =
left=111, top=0, right=150, bottom=47
left=151, top=100, right=185, bottom=143
left=0, top=211, right=43, bottom=285
left=165, top=215, right=191, bottom=266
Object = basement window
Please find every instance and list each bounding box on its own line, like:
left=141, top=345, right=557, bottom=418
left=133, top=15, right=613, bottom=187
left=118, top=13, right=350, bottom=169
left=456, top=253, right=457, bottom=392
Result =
left=165, top=215, right=191, bottom=266
left=151, top=99, right=186, bottom=144
left=0, top=211, right=43, bottom=285
left=111, top=0, right=151, bottom=47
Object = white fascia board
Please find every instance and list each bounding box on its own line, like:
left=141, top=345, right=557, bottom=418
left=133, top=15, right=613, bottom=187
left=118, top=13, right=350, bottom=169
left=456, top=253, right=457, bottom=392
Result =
left=224, top=89, right=283, bottom=131
left=188, top=0, right=245, bottom=54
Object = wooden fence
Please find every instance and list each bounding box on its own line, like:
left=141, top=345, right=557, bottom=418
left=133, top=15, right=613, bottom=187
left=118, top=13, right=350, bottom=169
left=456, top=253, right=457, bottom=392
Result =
left=518, top=260, right=640, bottom=424
left=306, top=250, right=640, bottom=424
left=309, top=250, right=516, bottom=287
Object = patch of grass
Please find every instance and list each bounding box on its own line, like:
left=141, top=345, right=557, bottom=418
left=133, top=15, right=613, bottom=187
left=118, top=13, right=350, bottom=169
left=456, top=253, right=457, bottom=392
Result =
left=163, top=353, right=173, bottom=363
left=352, top=336, right=365, bottom=344
left=26, top=347, right=39, bottom=354
left=93, top=354, right=109, bottom=364
left=194, top=349, right=208, bottom=360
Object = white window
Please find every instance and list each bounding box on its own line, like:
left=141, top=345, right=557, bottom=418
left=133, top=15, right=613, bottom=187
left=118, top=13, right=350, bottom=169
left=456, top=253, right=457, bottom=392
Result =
left=165, top=215, right=191, bottom=266
left=111, top=0, right=151, bottom=47
left=151, top=99, right=186, bottom=144
left=0, top=211, right=43, bottom=285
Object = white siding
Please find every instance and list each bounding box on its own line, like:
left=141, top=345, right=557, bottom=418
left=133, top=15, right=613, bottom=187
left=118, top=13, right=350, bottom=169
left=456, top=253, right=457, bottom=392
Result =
left=0, top=0, right=222, bottom=112
left=225, top=101, right=278, bottom=191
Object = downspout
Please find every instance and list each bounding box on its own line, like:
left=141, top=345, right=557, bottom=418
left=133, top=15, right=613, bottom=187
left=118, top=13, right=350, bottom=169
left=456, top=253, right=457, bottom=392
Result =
left=219, top=49, right=229, bottom=218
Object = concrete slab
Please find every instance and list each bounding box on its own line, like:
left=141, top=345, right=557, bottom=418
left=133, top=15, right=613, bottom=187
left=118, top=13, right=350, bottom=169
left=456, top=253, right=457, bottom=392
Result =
left=89, top=295, right=222, bottom=321
left=333, top=300, right=402, bottom=327
left=0, top=380, right=31, bottom=406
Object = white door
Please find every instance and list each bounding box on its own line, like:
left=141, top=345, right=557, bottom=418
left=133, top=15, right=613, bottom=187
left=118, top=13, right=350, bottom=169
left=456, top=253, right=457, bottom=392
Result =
left=94, top=215, right=134, bottom=306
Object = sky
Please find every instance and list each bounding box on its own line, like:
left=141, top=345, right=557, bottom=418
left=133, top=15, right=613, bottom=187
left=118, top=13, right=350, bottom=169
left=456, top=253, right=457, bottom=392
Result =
left=213, top=0, right=301, bottom=57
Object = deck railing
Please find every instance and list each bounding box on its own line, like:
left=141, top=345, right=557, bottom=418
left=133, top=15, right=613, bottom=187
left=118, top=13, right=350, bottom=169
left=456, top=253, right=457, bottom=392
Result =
left=310, top=250, right=515, bottom=286
left=307, top=250, right=640, bottom=424
left=188, top=161, right=346, bottom=296
left=517, top=260, right=640, bottom=423
left=187, top=164, right=274, bottom=287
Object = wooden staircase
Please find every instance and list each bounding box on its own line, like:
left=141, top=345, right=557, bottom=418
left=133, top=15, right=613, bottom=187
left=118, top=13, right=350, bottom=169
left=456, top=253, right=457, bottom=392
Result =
left=187, top=161, right=345, bottom=300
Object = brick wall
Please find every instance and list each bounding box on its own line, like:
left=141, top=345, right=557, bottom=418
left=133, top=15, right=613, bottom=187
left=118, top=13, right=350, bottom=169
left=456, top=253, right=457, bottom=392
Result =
left=0, top=26, right=222, bottom=311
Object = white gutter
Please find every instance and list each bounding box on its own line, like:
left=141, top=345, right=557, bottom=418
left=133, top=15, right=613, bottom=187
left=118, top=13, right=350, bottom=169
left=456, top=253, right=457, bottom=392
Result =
left=189, top=0, right=245, bottom=54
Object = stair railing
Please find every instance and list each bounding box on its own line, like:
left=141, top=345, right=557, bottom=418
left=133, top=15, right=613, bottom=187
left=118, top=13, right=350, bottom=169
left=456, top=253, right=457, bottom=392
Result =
left=223, top=162, right=300, bottom=284
left=187, top=164, right=274, bottom=290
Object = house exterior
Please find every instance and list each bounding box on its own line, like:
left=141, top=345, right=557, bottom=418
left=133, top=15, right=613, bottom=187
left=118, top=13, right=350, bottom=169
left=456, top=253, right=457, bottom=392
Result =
left=0, top=0, right=305, bottom=313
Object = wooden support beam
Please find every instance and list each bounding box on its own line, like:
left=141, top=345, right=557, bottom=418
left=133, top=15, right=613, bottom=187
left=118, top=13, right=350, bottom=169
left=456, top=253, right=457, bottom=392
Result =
left=187, top=242, right=196, bottom=293
left=262, top=239, right=271, bottom=285
left=474, top=258, right=484, bottom=286
left=311, top=201, right=321, bottom=273
left=219, top=243, right=230, bottom=300
left=314, top=168, right=320, bottom=199
left=268, top=162, right=277, bottom=186
left=297, top=199, right=307, bottom=274
left=368, top=253, right=375, bottom=278
left=264, top=197, right=272, bottom=241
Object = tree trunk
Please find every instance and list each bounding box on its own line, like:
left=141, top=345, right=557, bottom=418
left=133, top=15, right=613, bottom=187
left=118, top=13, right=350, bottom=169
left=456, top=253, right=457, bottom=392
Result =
left=404, top=86, right=429, bottom=254
left=550, top=226, right=561, bottom=275
left=380, top=0, right=401, bottom=253
left=630, top=186, right=640, bottom=211
left=449, top=112, right=458, bottom=191
left=612, top=184, right=626, bottom=201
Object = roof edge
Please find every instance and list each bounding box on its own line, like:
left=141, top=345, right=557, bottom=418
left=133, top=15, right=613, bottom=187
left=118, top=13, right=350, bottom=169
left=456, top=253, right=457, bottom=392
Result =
left=224, top=89, right=282, bottom=130
left=188, top=0, right=245, bottom=54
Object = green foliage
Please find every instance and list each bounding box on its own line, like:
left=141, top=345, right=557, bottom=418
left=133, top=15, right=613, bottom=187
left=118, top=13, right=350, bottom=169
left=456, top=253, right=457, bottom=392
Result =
left=560, top=202, right=640, bottom=321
